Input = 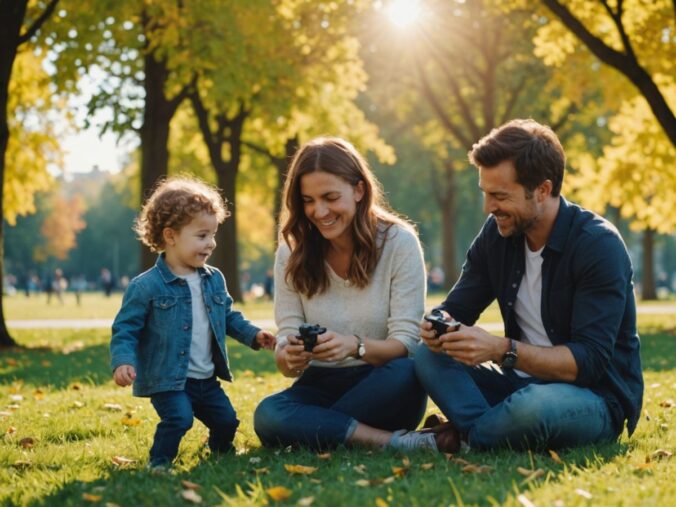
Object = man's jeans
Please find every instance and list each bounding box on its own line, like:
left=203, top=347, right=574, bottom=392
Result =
left=414, top=345, right=619, bottom=450
left=254, top=358, right=427, bottom=449
left=149, top=377, right=239, bottom=466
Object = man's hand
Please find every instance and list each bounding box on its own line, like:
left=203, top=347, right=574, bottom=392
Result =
left=439, top=325, right=505, bottom=366
left=113, top=365, right=136, bottom=387
left=255, top=330, right=277, bottom=350
left=420, top=310, right=454, bottom=353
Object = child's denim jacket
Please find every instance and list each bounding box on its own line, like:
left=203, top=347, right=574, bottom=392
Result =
left=110, top=254, right=260, bottom=397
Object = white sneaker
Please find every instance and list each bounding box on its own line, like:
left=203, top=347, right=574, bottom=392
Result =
left=388, top=429, right=438, bottom=451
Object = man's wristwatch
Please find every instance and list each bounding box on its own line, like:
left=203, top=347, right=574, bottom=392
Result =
left=354, top=335, right=366, bottom=359
left=500, top=339, right=518, bottom=369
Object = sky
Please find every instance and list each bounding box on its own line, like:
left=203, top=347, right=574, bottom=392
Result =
left=60, top=128, right=132, bottom=175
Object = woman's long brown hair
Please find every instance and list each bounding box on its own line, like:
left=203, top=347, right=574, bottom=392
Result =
left=279, top=137, right=412, bottom=298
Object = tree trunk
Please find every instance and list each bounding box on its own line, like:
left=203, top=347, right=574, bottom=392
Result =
left=272, top=137, right=298, bottom=245
left=641, top=228, right=657, bottom=300
left=212, top=166, right=242, bottom=302
left=0, top=0, right=29, bottom=348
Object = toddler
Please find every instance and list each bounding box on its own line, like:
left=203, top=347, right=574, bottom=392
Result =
left=110, top=176, right=275, bottom=469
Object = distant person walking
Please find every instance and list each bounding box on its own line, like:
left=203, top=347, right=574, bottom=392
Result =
left=100, top=268, right=114, bottom=296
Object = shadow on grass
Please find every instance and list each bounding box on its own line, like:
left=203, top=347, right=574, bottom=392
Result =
left=0, top=337, right=277, bottom=389
left=640, top=331, right=676, bottom=372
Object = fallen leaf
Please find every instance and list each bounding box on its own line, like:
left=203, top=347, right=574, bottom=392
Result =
left=33, top=390, right=45, bottom=400
left=355, top=479, right=372, bottom=487
left=634, top=463, right=654, bottom=472
left=284, top=464, right=317, bottom=475
left=548, top=449, right=563, bottom=464
left=375, top=498, right=389, bottom=507
left=353, top=464, right=367, bottom=474
left=121, top=416, right=141, bottom=426
left=651, top=449, right=672, bottom=460
left=181, top=480, right=200, bottom=490
left=420, top=463, right=434, bottom=470
left=401, top=456, right=411, bottom=467
left=82, top=493, right=103, bottom=502
left=267, top=486, right=292, bottom=501
left=462, top=464, right=491, bottom=474
left=316, top=453, right=331, bottom=460
left=72, top=401, right=85, bottom=408
left=297, top=496, right=315, bottom=506
left=382, top=476, right=396, bottom=484
left=5, top=358, right=17, bottom=366
left=181, top=489, right=203, bottom=504
left=10, top=394, right=24, bottom=402
left=391, top=466, right=408, bottom=477
left=70, top=383, right=82, bottom=390
left=517, top=494, right=536, bottom=507
left=519, top=468, right=545, bottom=483
left=104, top=403, right=123, bottom=411
left=253, top=467, right=269, bottom=475
left=659, top=400, right=674, bottom=408
left=575, top=488, right=593, bottom=499
left=19, top=437, right=34, bottom=449
left=11, top=460, right=31, bottom=469
left=0, top=411, right=12, bottom=417
left=111, top=456, right=137, bottom=466
left=309, top=479, right=322, bottom=484
left=6, top=426, right=16, bottom=434
left=448, top=456, right=472, bottom=466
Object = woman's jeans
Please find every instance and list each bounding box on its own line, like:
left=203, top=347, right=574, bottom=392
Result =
left=414, top=345, right=619, bottom=451
left=149, top=377, right=239, bottom=466
left=254, top=358, right=427, bottom=449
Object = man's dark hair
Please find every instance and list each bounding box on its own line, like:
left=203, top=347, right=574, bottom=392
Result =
left=468, top=119, right=565, bottom=197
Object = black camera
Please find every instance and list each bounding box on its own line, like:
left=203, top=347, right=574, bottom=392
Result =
left=424, top=309, right=460, bottom=338
left=298, top=323, right=327, bottom=352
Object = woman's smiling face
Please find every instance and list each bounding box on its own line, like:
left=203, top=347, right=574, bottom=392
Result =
left=300, top=171, right=364, bottom=246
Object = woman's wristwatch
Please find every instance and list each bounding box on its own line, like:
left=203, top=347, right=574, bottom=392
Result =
left=354, top=335, right=366, bottom=359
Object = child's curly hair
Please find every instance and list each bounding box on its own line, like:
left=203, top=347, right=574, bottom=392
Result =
left=134, top=176, right=229, bottom=253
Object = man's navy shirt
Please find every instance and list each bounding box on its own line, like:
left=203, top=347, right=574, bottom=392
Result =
left=440, top=197, right=644, bottom=435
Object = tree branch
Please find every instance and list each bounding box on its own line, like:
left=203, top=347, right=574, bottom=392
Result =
left=18, top=0, right=59, bottom=44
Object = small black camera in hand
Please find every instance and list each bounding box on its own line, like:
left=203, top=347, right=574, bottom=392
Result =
left=298, top=323, right=327, bottom=352
left=424, top=309, right=460, bottom=338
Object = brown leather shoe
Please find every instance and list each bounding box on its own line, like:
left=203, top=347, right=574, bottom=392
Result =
left=421, top=414, right=461, bottom=453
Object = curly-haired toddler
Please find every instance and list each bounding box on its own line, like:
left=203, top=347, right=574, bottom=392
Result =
left=110, top=176, right=276, bottom=469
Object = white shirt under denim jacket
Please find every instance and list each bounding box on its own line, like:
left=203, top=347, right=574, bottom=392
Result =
left=110, top=254, right=261, bottom=397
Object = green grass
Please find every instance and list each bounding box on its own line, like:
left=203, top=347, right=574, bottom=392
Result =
left=0, top=311, right=674, bottom=506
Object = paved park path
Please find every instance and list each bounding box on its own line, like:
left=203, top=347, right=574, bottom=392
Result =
left=7, top=304, right=674, bottom=330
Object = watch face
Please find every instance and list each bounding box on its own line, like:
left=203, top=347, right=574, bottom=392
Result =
left=358, top=344, right=366, bottom=358
left=501, top=351, right=517, bottom=369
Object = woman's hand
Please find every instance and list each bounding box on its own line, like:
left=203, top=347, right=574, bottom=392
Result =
left=276, top=335, right=313, bottom=377
left=311, top=330, right=358, bottom=363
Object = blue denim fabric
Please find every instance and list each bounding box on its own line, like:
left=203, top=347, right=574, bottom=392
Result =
left=415, top=345, right=619, bottom=450
left=254, top=358, right=427, bottom=450
left=149, top=376, right=239, bottom=466
left=438, top=197, right=643, bottom=435
left=110, top=254, right=260, bottom=396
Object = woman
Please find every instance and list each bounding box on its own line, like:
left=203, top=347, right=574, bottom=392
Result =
left=254, top=137, right=435, bottom=451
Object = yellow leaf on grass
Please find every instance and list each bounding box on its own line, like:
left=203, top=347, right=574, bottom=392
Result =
left=6, top=426, right=16, bottom=434
left=659, top=400, right=674, bottom=408
left=253, top=467, right=270, bottom=475
left=575, top=488, right=593, bottom=499
left=121, top=416, right=141, bottom=426
left=104, top=403, right=123, bottom=411
left=181, top=480, right=200, bottom=490
left=181, top=489, right=203, bottom=504
left=375, top=498, right=389, bottom=507
left=5, top=358, right=18, bottom=366
left=284, top=464, right=317, bottom=475
left=355, top=479, right=372, bottom=487
left=353, top=464, right=367, bottom=474
left=651, top=449, right=672, bottom=460
left=267, top=486, right=292, bottom=501
left=462, top=464, right=491, bottom=474
left=111, top=456, right=137, bottom=466
left=298, top=496, right=315, bottom=506
left=316, top=452, right=331, bottom=460
left=82, top=493, right=103, bottom=502
left=548, top=449, right=563, bottom=464
left=420, top=463, right=434, bottom=470
left=391, top=466, right=408, bottom=477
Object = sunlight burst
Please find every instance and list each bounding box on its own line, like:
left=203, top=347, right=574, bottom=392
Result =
left=385, top=0, right=422, bottom=29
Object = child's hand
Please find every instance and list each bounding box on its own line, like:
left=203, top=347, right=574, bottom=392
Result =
left=255, top=330, right=277, bottom=350
left=113, top=365, right=136, bottom=387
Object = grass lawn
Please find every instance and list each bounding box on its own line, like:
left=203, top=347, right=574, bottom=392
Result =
left=0, top=312, right=674, bottom=505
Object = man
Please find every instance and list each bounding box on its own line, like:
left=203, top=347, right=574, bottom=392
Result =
left=416, top=119, right=643, bottom=452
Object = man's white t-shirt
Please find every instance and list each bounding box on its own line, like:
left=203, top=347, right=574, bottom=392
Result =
left=513, top=239, right=553, bottom=377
